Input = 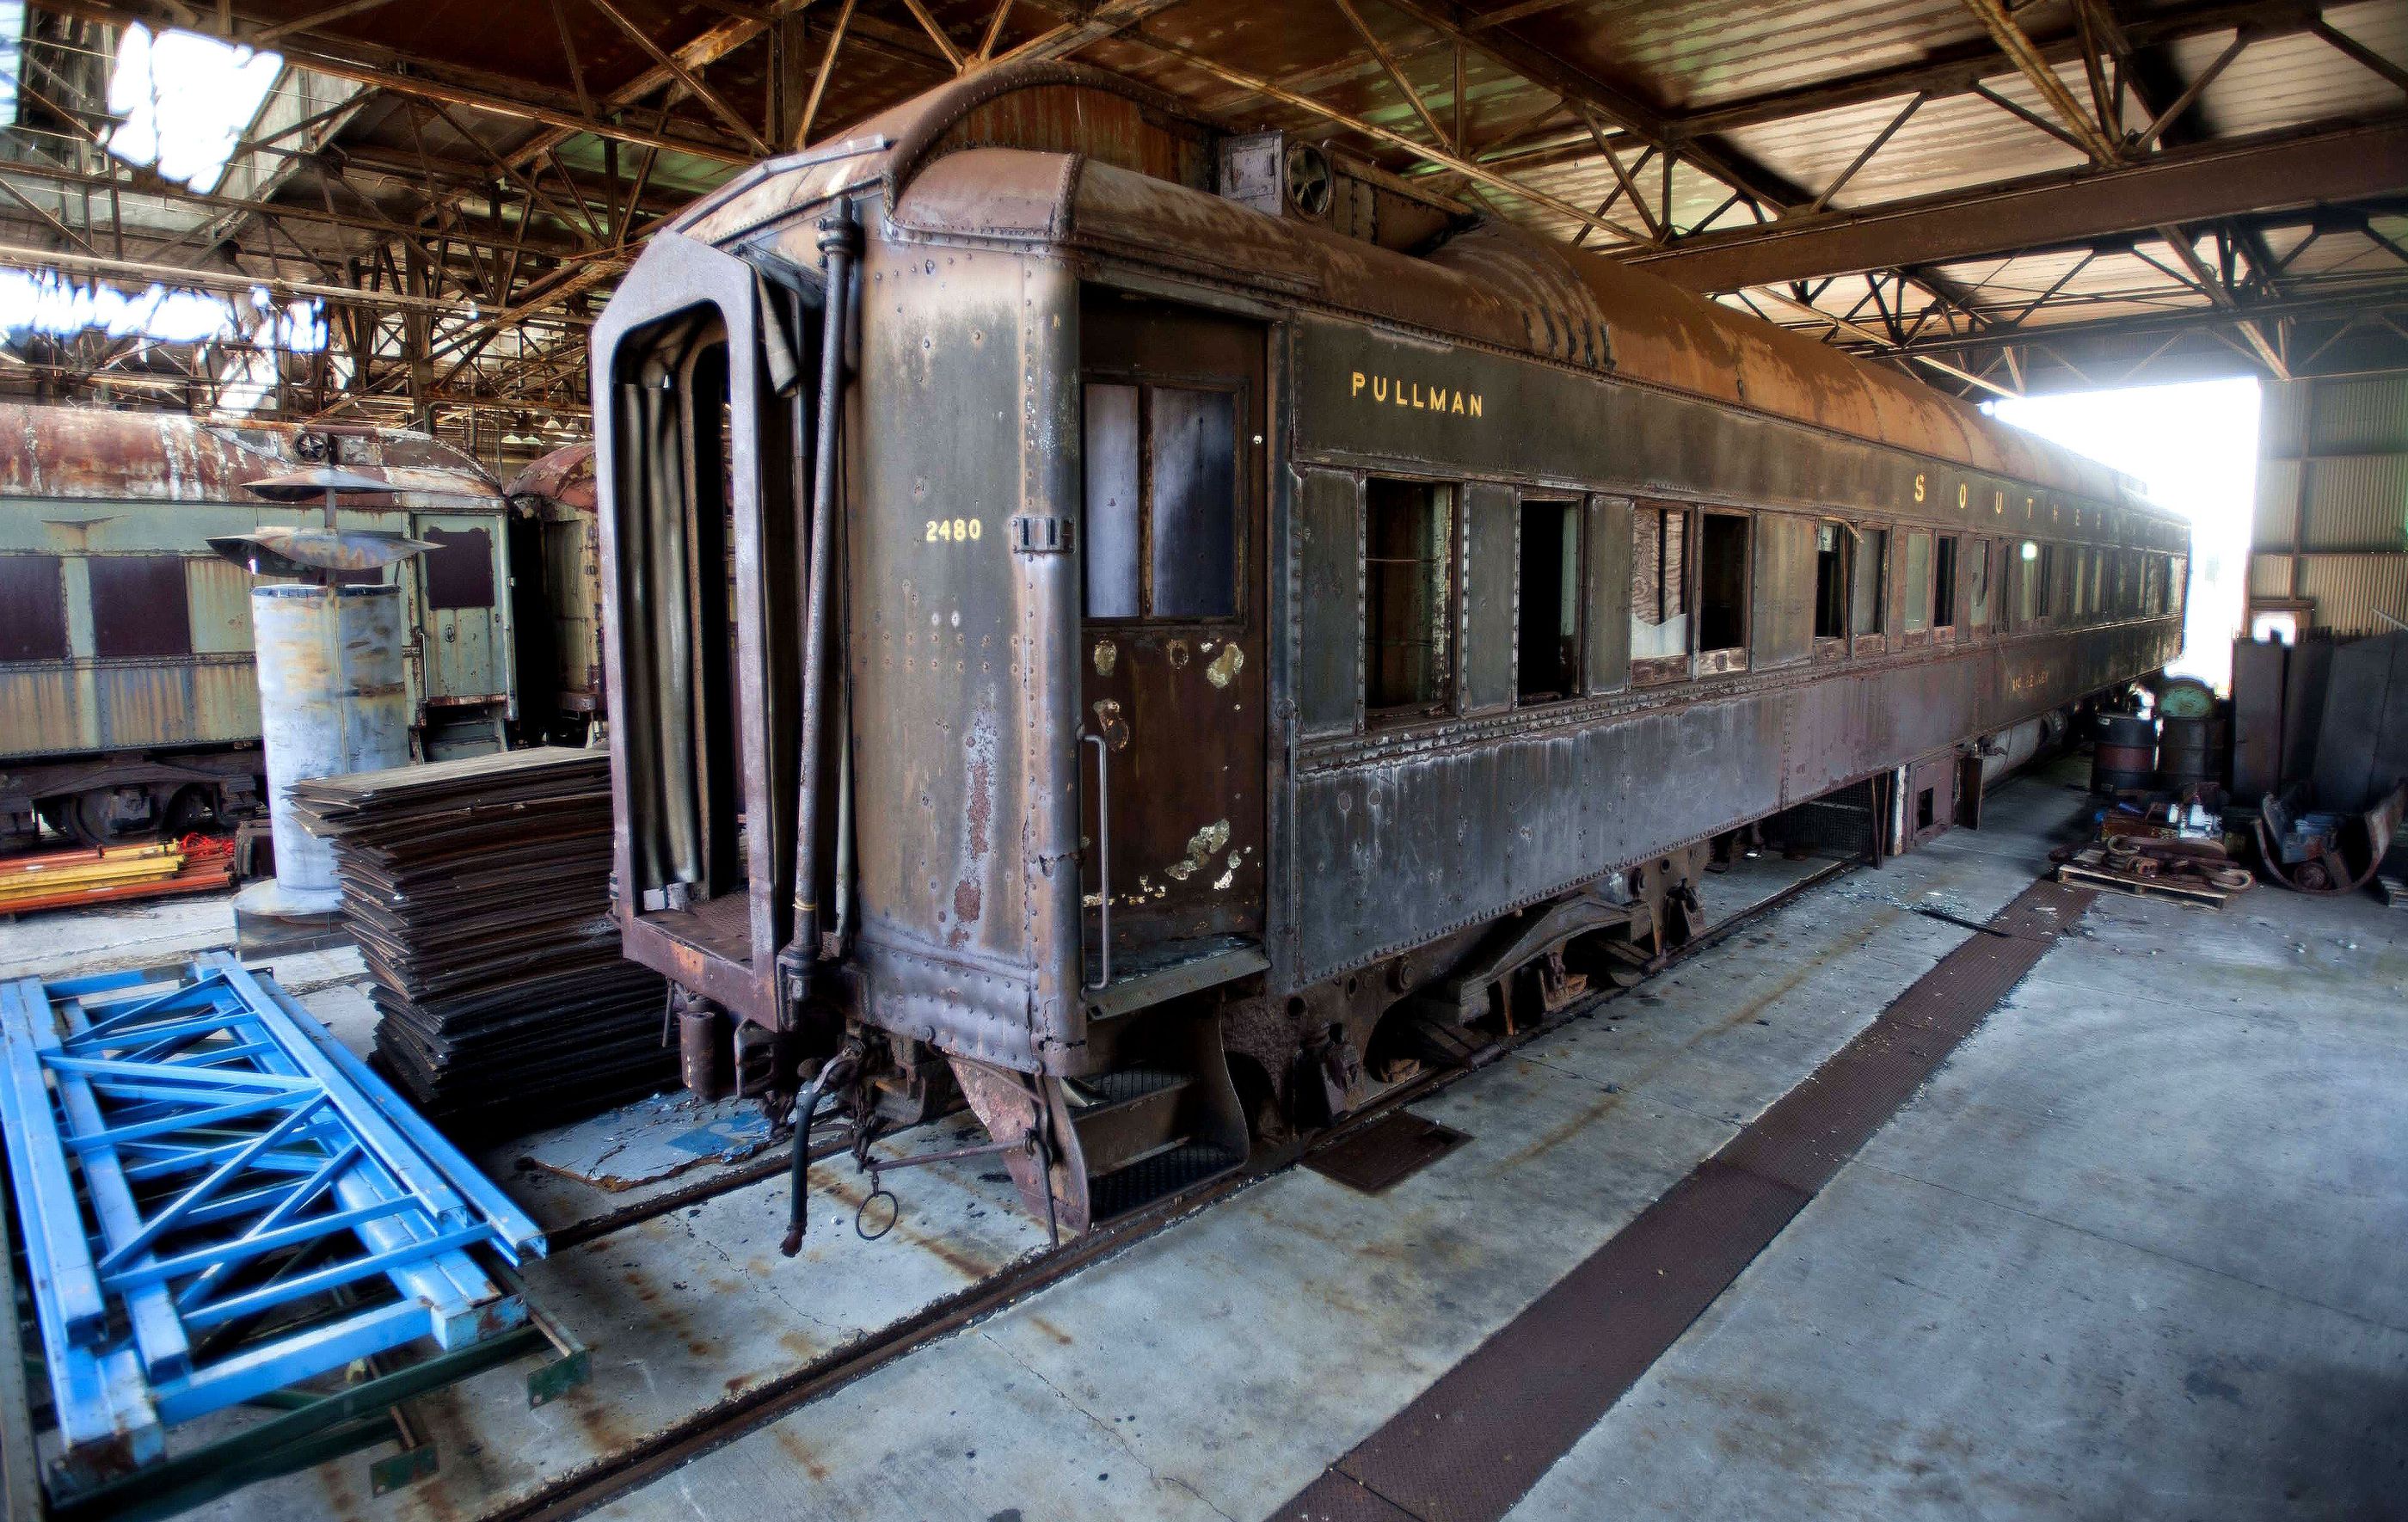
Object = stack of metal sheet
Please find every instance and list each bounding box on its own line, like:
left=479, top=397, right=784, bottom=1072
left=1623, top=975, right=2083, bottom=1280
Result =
left=290, top=747, right=671, bottom=1133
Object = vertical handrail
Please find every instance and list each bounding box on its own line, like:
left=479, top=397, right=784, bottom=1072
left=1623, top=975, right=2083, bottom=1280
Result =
left=1084, top=733, right=1110, bottom=991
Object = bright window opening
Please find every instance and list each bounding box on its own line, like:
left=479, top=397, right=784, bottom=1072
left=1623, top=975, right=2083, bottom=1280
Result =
left=1902, top=529, right=1933, bottom=634
left=105, top=25, right=285, bottom=193
left=1630, top=503, right=1688, bottom=674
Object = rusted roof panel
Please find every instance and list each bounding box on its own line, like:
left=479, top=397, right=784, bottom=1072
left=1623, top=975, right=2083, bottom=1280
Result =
left=504, top=442, right=599, bottom=513
left=0, top=404, right=505, bottom=510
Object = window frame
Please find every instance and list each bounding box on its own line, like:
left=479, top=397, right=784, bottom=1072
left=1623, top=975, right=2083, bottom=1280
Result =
left=1692, top=507, right=1753, bottom=678
left=1514, top=493, right=1586, bottom=707
left=1078, top=371, right=1250, bottom=626
left=1629, top=499, right=1694, bottom=688
left=1361, top=472, right=1461, bottom=724
left=1811, top=519, right=1852, bottom=661
left=1850, top=523, right=1890, bottom=658
left=1932, top=533, right=1959, bottom=645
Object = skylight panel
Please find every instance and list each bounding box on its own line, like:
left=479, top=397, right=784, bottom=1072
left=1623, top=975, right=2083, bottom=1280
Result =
left=0, top=2, right=26, bottom=128
left=103, top=23, right=283, bottom=193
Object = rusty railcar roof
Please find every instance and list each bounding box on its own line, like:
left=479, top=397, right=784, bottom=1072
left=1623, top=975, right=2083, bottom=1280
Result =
left=0, top=403, right=507, bottom=510
left=503, top=441, right=598, bottom=514
left=671, top=64, right=2156, bottom=514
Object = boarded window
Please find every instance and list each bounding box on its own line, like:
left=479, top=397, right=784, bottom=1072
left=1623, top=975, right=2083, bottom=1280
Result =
left=1902, top=530, right=1933, bottom=634
left=1933, top=536, right=1958, bottom=630
left=1081, top=381, right=1239, bottom=619
left=1813, top=523, right=1847, bottom=640
left=0, top=554, right=69, bottom=661
left=1697, top=512, right=1749, bottom=654
left=1517, top=498, right=1581, bottom=703
left=1630, top=504, right=1688, bottom=663
left=1852, top=527, right=1888, bottom=636
left=89, top=555, right=192, bottom=660
left=1967, top=539, right=1992, bottom=629
left=1365, top=478, right=1454, bottom=715
left=422, top=526, right=495, bottom=611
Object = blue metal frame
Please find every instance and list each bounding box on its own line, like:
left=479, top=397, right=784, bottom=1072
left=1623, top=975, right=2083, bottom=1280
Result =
left=0, top=953, right=545, bottom=1495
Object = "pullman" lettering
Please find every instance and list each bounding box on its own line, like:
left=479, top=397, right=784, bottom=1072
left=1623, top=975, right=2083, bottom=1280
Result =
left=1350, top=370, right=1484, bottom=418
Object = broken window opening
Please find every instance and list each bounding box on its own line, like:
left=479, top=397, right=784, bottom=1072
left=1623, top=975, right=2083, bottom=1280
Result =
left=1517, top=497, right=1582, bottom=703
left=1365, top=477, right=1455, bottom=717
left=1813, top=522, right=1848, bottom=641
left=1932, top=535, right=1958, bottom=632
left=1967, top=538, right=1992, bottom=630
left=1697, top=512, right=1749, bottom=660
left=1630, top=502, right=1689, bottom=681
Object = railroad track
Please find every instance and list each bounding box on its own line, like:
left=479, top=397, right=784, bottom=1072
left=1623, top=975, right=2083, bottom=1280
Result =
left=494, top=856, right=1858, bottom=1522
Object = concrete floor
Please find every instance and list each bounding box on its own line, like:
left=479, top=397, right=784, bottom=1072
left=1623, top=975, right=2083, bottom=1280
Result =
left=592, top=772, right=2408, bottom=1522
left=8, top=767, right=2403, bottom=1519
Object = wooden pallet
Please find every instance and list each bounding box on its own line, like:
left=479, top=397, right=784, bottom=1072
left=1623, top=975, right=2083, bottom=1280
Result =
left=2055, top=862, right=2231, bottom=907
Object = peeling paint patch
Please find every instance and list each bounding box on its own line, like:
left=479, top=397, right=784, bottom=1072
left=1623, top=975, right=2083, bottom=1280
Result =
left=1206, top=642, right=1244, bottom=688
left=1090, top=698, right=1129, bottom=750
left=1166, top=638, right=1190, bottom=669
left=1162, top=818, right=1232, bottom=882
left=1091, top=638, right=1116, bottom=677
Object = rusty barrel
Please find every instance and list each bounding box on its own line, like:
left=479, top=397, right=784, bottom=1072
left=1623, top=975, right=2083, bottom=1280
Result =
left=2091, top=711, right=2157, bottom=793
left=2156, top=713, right=2224, bottom=790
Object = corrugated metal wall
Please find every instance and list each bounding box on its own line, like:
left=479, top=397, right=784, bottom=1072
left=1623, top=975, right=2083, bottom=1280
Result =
left=2249, top=373, right=2408, bottom=635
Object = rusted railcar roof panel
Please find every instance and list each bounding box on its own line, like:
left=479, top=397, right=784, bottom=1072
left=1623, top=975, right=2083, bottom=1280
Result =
left=504, top=441, right=599, bottom=513
left=0, top=404, right=503, bottom=509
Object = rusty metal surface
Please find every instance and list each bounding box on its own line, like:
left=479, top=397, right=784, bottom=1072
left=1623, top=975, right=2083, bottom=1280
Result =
left=504, top=441, right=599, bottom=515
left=0, top=403, right=503, bottom=510
left=1302, top=1111, right=1470, bottom=1195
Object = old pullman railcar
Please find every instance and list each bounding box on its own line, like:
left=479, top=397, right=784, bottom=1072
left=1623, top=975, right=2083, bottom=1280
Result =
left=593, top=64, right=2187, bottom=1233
left=0, top=406, right=520, bottom=850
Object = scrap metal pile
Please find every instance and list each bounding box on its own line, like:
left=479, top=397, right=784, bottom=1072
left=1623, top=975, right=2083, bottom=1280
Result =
left=0, top=835, right=235, bottom=917
left=289, top=748, right=672, bottom=1133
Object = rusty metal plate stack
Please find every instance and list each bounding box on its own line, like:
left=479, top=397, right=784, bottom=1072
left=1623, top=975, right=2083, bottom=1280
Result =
left=290, top=747, right=671, bottom=1134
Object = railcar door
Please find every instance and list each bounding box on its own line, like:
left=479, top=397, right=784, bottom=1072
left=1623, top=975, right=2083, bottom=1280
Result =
left=1078, top=295, right=1268, bottom=979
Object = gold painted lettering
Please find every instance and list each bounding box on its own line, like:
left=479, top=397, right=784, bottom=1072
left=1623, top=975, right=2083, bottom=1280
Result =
left=1451, top=393, right=1465, bottom=415
left=1373, top=376, right=1388, bottom=402
left=1469, top=393, right=1483, bottom=418
left=1411, top=382, right=1426, bottom=409
left=1351, top=371, right=1366, bottom=397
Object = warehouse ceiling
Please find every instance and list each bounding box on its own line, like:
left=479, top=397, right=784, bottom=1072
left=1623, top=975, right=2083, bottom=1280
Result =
left=1, top=0, right=2404, bottom=465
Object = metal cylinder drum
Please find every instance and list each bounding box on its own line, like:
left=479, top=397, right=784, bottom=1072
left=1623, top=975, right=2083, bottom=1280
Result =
left=2156, top=714, right=2224, bottom=790
left=2091, top=711, right=2158, bottom=793
left=252, top=583, right=412, bottom=900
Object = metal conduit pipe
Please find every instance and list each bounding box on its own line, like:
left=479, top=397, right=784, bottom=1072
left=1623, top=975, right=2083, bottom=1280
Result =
left=781, top=205, right=861, bottom=1012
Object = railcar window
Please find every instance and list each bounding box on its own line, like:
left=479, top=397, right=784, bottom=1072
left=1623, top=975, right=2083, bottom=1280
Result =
left=0, top=554, right=69, bottom=661
left=1696, top=512, right=1750, bottom=660
left=89, top=555, right=194, bottom=660
left=1150, top=388, right=1238, bottom=617
left=2016, top=540, right=2045, bottom=624
left=1630, top=503, right=1689, bottom=681
left=1080, top=381, right=1239, bottom=619
left=1516, top=498, right=1582, bottom=703
left=1813, top=523, right=1848, bottom=641
left=422, top=527, right=495, bottom=611
left=1365, top=477, right=1456, bottom=716
left=1852, top=527, right=1888, bottom=637
left=1932, top=536, right=1958, bottom=632
left=1967, top=539, right=1992, bottom=629
left=1902, top=530, right=1933, bottom=635
left=2144, top=555, right=2165, bottom=616
left=1082, top=383, right=1140, bottom=617
left=2171, top=555, right=2188, bottom=617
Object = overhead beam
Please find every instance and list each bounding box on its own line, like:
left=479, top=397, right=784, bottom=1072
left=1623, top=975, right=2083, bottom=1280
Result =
left=1629, top=117, right=2408, bottom=292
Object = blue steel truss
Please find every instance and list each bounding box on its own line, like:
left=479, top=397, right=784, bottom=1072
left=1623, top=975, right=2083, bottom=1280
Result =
left=0, top=952, right=545, bottom=1494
